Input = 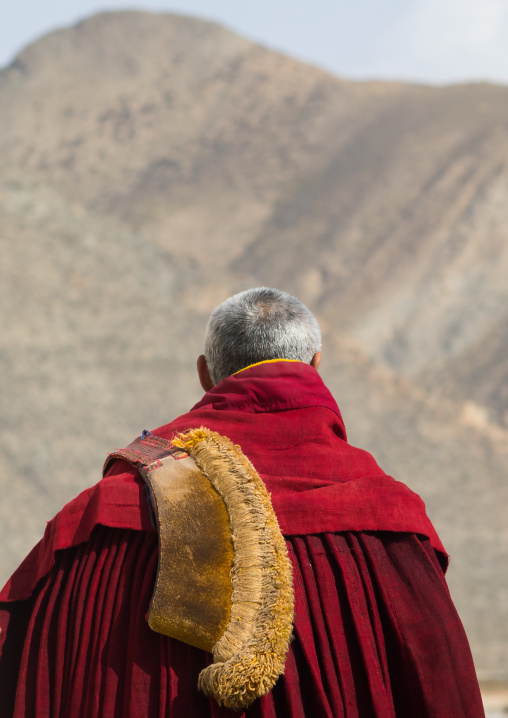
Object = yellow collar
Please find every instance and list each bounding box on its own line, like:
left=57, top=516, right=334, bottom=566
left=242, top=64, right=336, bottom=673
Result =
left=233, top=358, right=304, bottom=375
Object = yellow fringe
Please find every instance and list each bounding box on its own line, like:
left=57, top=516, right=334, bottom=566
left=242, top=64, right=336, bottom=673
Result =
left=170, top=427, right=294, bottom=710
left=171, top=428, right=210, bottom=450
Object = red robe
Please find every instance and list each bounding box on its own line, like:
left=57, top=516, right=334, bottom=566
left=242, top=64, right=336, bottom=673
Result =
left=0, top=360, right=484, bottom=717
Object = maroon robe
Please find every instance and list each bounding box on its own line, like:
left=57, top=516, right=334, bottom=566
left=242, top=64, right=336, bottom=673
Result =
left=0, top=360, right=484, bottom=717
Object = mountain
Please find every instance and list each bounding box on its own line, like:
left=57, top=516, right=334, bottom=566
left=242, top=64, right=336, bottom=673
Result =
left=1, top=11, right=507, bottom=679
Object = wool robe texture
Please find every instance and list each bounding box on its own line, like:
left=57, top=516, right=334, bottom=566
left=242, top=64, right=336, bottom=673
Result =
left=0, top=360, right=485, bottom=718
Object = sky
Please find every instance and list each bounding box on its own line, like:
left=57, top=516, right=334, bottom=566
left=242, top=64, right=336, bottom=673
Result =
left=2, top=0, right=508, bottom=85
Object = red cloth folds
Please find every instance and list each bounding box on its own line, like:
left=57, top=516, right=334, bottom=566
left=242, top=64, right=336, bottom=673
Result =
left=0, top=359, right=484, bottom=716
left=0, top=527, right=484, bottom=718
left=1, top=467, right=154, bottom=603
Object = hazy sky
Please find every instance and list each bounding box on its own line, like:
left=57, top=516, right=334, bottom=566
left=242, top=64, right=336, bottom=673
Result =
left=2, top=0, right=508, bottom=85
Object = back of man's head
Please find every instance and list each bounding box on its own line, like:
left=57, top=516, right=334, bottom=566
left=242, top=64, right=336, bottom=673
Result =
left=204, top=287, right=322, bottom=385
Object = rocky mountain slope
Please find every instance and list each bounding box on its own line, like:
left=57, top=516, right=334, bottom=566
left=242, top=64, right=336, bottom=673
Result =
left=0, top=11, right=507, bottom=678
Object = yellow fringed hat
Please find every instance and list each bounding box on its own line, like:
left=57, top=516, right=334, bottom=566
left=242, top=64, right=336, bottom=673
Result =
left=104, top=427, right=294, bottom=710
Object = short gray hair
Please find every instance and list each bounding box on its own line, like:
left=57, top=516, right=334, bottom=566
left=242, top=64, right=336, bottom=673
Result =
left=204, top=287, right=322, bottom=385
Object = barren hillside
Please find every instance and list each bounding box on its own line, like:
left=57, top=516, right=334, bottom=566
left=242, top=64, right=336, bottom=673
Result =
left=0, top=11, right=507, bottom=678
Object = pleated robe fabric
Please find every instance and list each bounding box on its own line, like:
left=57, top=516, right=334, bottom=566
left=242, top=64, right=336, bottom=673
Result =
left=0, top=527, right=483, bottom=718
left=0, top=360, right=485, bottom=717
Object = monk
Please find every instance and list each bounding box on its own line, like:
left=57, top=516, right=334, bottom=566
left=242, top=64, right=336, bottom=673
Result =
left=0, top=287, right=485, bottom=717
